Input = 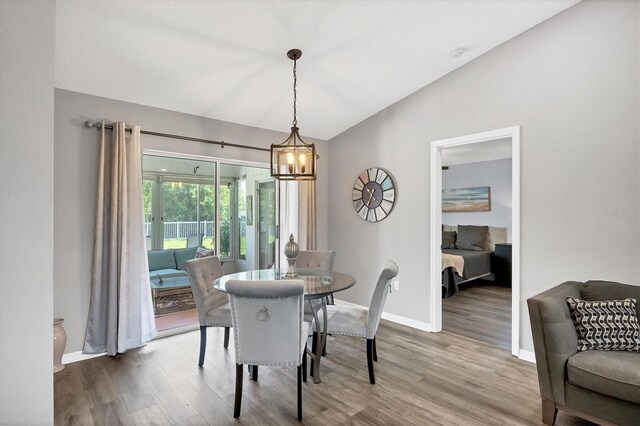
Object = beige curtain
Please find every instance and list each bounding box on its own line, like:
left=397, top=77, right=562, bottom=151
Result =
left=298, top=181, right=317, bottom=250
left=84, top=122, right=156, bottom=356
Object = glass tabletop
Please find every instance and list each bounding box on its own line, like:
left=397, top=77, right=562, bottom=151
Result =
left=213, top=269, right=355, bottom=298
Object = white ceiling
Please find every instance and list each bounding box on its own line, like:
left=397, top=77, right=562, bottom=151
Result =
left=442, top=137, right=512, bottom=166
left=55, top=0, right=579, bottom=140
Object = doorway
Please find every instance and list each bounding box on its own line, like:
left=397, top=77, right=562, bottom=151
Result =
left=429, top=126, right=521, bottom=357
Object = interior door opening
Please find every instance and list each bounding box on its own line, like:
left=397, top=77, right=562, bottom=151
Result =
left=429, top=127, right=521, bottom=357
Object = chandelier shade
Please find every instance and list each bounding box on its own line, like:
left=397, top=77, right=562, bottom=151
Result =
left=270, top=49, right=317, bottom=181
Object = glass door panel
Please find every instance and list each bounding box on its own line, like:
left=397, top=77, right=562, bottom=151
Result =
left=257, top=180, right=276, bottom=269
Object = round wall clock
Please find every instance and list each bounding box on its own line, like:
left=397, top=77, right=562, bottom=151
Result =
left=352, top=167, right=396, bottom=222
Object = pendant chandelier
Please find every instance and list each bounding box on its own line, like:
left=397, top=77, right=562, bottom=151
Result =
left=271, top=49, right=317, bottom=181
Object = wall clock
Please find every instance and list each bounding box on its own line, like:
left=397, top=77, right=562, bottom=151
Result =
left=352, top=167, right=396, bottom=222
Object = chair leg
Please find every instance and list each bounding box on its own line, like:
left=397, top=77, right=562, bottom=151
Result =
left=366, top=338, right=375, bottom=384
left=541, top=399, right=557, bottom=425
left=372, top=336, right=378, bottom=362
left=310, top=331, right=318, bottom=376
left=297, top=365, right=303, bottom=421
left=223, top=327, right=230, bottom=349
left=302, top=345, right=307, bottom=383
left=252, top=365, right=259, bottom=381
left=198, top=326, right=207, bottom=367
left=234, top=363, right=243, bottom=418
left=322, top=334, right=327, bottom=356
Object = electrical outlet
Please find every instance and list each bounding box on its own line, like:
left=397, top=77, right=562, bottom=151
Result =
left=393, top=279, right=400, bottom=291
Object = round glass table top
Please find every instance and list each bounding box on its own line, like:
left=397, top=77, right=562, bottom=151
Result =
left=213, top=269, right=355, bottom=298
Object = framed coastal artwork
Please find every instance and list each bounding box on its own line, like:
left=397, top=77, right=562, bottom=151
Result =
left=442, top=186, right=491, bottom=212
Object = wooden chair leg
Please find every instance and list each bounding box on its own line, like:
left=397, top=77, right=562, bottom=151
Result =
left=373, top=336, right=378, bottom=362
left=310, top=331, right=318, bottom=376
left=302, top=345, right=307, bottom=383
left=541, top=399, right=557, bottom=425
left=234, top=363, right=243, bottom=418
left=198, top=326, right=207, bottom=367
left=248, top=365, right=258, bottom=381
left=297, top=365, right=303, bottom=421
left=223, top=327, right=230, bottom=349
left=366, top=338, right=375, bottom=384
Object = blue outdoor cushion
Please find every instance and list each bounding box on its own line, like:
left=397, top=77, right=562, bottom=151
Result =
left=174, top=246, right=198, bottom=269
left=148, top=250, right=177, bottom=271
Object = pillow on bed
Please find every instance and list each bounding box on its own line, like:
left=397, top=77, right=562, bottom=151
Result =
left=441, top=231, right=457, bottom=249
left=455, top=225, right=489, bottom=251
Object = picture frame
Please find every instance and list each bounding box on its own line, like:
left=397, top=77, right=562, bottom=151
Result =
left=442, top=186, right=491, bottom=212
left=246, top=195, right=253, bottom=225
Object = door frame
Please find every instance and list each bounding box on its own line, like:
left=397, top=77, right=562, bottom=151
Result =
left=429, top=126, right=521, bottom=357
left=142, top=149, right=276, bottom=263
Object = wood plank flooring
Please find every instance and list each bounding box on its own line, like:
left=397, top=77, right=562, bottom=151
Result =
left=54, top=320, right=595, bottom=426
left=443, top=282, right=511, bottom=351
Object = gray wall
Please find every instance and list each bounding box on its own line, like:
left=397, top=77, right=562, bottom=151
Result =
left=54, top=89, right=329, bottom=353
left=443, top=159, right=513, bottom=241
left=0, top=1, right=56, bottom=423
left=328, top=0, right=639, bottom=352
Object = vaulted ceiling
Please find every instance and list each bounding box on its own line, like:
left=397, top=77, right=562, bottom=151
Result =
left=56, top=0, right=579, bottom=140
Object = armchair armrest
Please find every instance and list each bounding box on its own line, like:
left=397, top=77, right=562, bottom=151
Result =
left=527, top=281, right=582, bottom=406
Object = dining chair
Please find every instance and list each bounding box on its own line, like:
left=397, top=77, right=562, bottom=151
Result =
left=186, top=233, right=204, bottom=248
left=297, top=250, right=336, bottom=306
left=313, top=260, right=398, bottom=384
left=297, top=250, right=336, bottom=358
left=181, top=256, right=232, bottom=367
left=226, top=279, right=309, bottom=421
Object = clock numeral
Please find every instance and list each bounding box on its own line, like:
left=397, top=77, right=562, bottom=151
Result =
left=358, top=206, right=368, bottom=220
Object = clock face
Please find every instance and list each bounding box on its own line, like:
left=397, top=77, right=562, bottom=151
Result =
left=352, top=167, right=396, bottom=222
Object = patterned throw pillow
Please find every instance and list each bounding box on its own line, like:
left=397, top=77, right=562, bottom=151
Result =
left=566, top=297, right=640, bottom=352
left=195, top=247, right=215, bottom=258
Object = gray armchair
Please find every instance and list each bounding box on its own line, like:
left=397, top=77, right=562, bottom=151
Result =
left=181, top=256, right=232, bottom=367
left=226, top=279, right=309, bottom=421
left=314, top=260, right=399, bottom=384
left=527, top=280, right=640, bottom=425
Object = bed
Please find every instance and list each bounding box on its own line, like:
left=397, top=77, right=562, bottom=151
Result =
left=441, top=225, right=506, bottom=298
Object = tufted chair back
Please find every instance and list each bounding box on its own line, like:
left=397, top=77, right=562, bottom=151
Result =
left=181, top=256, right=227, bottom=325
left=226, top=279, right=306, bottom=366
left=296, top=251, right=336, bottom=277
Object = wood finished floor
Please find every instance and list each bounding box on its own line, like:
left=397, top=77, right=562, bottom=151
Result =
left=54, top=321, right=596, bottom=426
left=443, top=282, right=511, bottom=351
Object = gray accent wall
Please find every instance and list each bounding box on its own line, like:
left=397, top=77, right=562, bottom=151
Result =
left=442, top=159, right=513, bottom=241
left=54, top=89, right=329, bottom=353
left=0, top=1, right=56, bottom=423
left=328, top=0, right=639, bottom=353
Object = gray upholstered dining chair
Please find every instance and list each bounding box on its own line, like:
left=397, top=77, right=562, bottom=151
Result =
left=181, top=256, right=232, bottom=367
left=297, top=250, right=336, bottom=305
left=313, top=260, right=398, bottom=384
left=226, top=279, right=309, bottom=421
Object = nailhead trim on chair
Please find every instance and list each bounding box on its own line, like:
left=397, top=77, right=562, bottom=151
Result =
left=229, top=294, right=305, bottom=367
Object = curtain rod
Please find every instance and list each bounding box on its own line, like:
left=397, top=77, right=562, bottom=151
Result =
left=84, top=120, right=271, bottom=153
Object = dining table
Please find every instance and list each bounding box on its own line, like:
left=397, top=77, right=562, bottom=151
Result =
left=213, top=269, right=356, bottom=383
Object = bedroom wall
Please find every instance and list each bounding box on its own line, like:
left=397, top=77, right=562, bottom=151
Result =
left=442, top=159, right=513, bottom=242
left=0, top=1, right=55, bottom=423
left=327, top=0, right=639, bottom=354
left=54, top=89, right=329, bottom=354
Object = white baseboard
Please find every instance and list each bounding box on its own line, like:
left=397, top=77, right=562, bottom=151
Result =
left=62, top=351, right=106, bottom=365
left=518, top=349, right=536, bottom=363
left=334, top=299, right=433, bottom=332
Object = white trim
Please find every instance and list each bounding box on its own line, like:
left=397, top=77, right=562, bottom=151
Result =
left=429, top=126, right=521, bottom=357
left=62, top=351, right=106, bottom=365
left=334, top=299, right=433, bottom=332
left=518, top=349, right=536, bottom=364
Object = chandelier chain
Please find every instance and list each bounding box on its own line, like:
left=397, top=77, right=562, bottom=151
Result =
left=292, top=58, right=297, bottom=127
